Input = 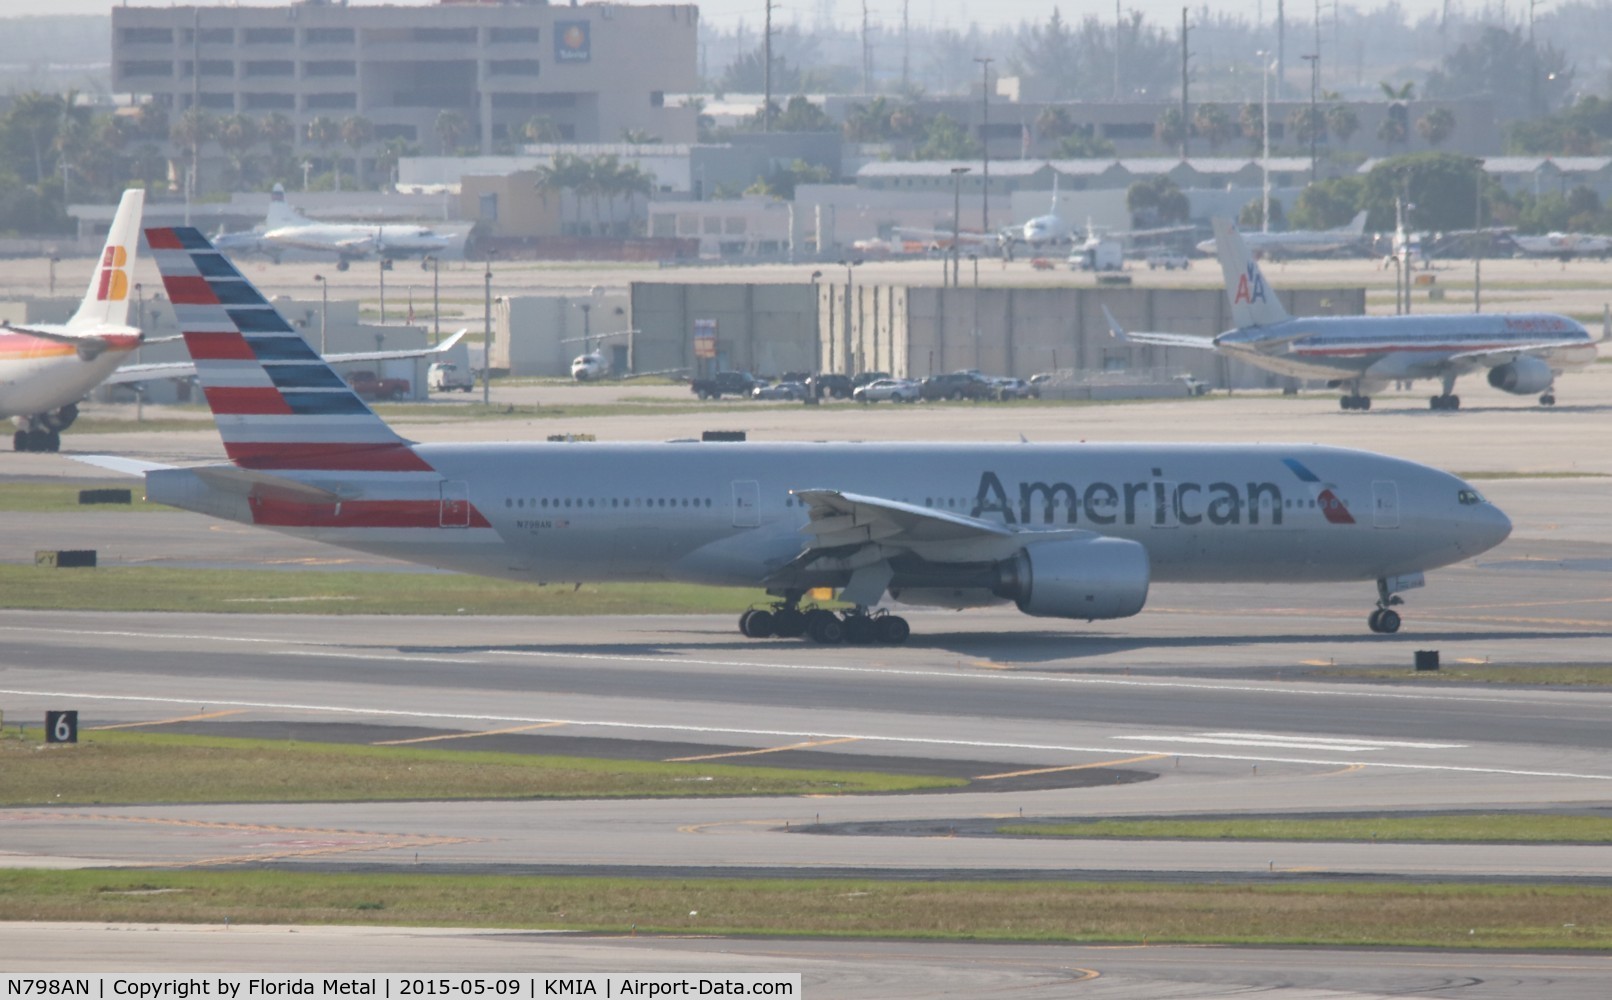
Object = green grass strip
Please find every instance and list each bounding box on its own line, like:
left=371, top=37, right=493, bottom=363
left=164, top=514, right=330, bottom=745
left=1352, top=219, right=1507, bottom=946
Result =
left=1314, top=663, right=1612, bottom=686
left=0, top=564, right=768, bottom=615
left=999, top=814, right=1612, bottom=843
left=0, top=729, right=958, bottom=805
left=0, top=871, right=1607, bottom=948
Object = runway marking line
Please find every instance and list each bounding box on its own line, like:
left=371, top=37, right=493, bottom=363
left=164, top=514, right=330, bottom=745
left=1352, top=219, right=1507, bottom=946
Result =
left=89, top=709, right=244, bottom=731
left=975, top=754, right=1167, bottom=781
left=372, top=721, right=567, bottom=746
left=664, top=737, right=862, bottom=762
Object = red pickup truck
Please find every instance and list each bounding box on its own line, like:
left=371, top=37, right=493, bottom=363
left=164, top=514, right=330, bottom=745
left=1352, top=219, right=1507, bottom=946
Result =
left=345, top=370, right=410, bottom=400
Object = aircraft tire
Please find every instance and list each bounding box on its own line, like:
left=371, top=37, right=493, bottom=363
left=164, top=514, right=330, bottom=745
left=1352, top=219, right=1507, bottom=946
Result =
left=1359, top=397, right=1372, bottom=411
left=771, top=608, right=806, bottom=638
left=336, top=259, right=350, bottom=272
left=806, top=610, right=843, bottom=644
left=1376, top=609, right=1401, bottom=634
left=43, top=430, right=60, bottom=453
left=1448, top=395, right=1459, bottom=410
left=1368, top=609, right=1383, bottom=632
left=842, top=615, right=876, bottom=644
left=1541, top=393, right=1556, bottom=406
left=1430, top=396, right=1443, bottom=410
left=874, top=615, right=911, bottom=644
left=740, top=609, right=775, bottom=639
left=12, top=431, right=27, bottom=452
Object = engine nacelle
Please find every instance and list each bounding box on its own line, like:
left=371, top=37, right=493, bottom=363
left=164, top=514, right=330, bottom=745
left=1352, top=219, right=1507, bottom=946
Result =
left=1487, top=355, right=1554, bottom=395
left=998, top=537, right=1150, bottom=621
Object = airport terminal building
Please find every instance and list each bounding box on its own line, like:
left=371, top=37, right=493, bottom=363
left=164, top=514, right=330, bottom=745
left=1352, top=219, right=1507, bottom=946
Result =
left=111, top=1, right=698, bottom=156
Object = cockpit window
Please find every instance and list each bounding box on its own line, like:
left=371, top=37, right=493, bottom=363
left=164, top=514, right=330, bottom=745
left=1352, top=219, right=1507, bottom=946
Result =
left=1457, top=489, right=1485, bottom=505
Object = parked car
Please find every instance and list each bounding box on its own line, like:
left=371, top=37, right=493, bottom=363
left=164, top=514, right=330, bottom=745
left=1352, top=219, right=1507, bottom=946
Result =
left=346, top=370, right=409, bottom=400
left=427, top=362, right=474, bottom=393
left=919, top=370, right=996, bottom=401
left=1146, top=250, right=1191, bottom=270
left=991, top=377, right=1039, bottom=400
left=752, top=380, right=808, bottom=400
left=852, top=371, right=892, bottom=387
left=689, top=371, right=760, bottom=400
left=853, top=378, right=920, bottom=403
left=806, top=373, right=854, bottom=399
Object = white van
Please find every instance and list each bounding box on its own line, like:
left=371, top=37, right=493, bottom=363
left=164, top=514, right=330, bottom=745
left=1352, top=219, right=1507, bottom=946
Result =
left=427, top=362, right=474, bottom=393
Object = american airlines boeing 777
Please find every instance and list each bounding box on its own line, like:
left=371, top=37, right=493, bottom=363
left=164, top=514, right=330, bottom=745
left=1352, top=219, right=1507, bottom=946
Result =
left=99, top=226, right=1512, bottom=640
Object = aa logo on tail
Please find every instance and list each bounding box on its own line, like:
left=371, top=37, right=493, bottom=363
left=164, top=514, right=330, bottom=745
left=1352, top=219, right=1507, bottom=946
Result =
left=1233, top=264, right=1266, bottom=306
left=96, top=245, right=130, bottom=302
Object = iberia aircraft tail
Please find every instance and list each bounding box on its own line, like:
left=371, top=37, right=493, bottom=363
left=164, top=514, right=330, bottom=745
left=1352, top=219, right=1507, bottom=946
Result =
left=1211, top=217, right=1291, bottom=330
left=67, top=188, right=145, bottom=334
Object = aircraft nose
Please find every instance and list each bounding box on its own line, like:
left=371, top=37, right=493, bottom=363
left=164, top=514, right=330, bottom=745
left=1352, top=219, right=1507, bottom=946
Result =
left=1467, top=502, right=1512, bottom=554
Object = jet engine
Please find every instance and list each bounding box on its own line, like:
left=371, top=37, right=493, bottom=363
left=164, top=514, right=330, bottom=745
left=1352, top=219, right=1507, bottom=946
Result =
left=1487, top=356, right=1554, bottom=395
left=996, top=537, right=1150, bottom=620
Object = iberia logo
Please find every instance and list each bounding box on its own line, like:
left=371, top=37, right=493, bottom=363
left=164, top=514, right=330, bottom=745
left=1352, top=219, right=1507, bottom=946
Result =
left=1233, top=263, right=1266, bottom=305
left=555, top=21, right=590, bottom=63
left=96, top=245, right=129, bottom=302
left=1281, top=458, right=1356, bottom=524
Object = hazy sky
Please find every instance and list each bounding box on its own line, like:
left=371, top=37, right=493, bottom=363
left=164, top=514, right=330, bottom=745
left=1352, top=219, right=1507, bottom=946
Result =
left=70, top=1, right=1468, bottom=35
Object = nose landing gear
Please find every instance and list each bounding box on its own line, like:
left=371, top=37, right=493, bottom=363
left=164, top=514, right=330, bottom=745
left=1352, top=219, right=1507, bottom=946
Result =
left=1368, top=577, right=1406, bottom=634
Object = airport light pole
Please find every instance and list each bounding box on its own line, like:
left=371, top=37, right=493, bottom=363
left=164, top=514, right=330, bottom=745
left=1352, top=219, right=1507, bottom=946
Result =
left=312, top=273, right=328, bottom=354
left=950, top=166, right=970, bottom=288
left=378, top=257, right=387, bottom=324
left=1258, top=49, right=1272, bottom=233
left=1302, top=52, right=1319, bottom=184
left=427, top=255, right=440, bottom=344
left=975, top=56, right=992, bottom=239
left=482, top=249, right=496, bottom=406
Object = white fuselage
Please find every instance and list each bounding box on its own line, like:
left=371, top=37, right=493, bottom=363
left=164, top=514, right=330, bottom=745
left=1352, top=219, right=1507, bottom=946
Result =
left=0, top=327, right=141, bottom=418
left=1216, top=313, right=1598, bottom=386
left=148, top=442, right=1511, bottom=595
left=262, top=222, right=452, bottom=260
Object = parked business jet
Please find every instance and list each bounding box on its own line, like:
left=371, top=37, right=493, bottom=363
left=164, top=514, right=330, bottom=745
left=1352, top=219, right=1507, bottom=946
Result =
left=100, top=225, right=1512, bottom=639
left=1113, top=218, right=1600, bottom=411
left=1510, top=231, right=1612, bottom=261
left=0, top=188, right=151, bottom=452
left=1196, top=211, right=1369, bottom=259
left=218, top=184, right=453, bottom=271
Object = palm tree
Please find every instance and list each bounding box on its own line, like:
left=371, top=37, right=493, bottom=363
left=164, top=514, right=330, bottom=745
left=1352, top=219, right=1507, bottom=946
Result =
left=1034, top=106, right=1076, bottom=144
left=1191, top=103, right=1235, bottom=152
left=340, top=115, right=374, bottom=189
left=434, top=109, right=470, bottom=156
left=523, top=115, right=563, bottom=144
left=1325, top=105, right=1360, bottom=148
left=1239, top=102, right=1265, bottom=155
left=215, top=113, right=261, bottom=190
left=1416, top=107, right=1456, bottom=147
left=1378, top=81, right=1414, bottom=153
left=1154, top=107, right=1187, bottom=155
left=304, top=115, right=340, bottom=189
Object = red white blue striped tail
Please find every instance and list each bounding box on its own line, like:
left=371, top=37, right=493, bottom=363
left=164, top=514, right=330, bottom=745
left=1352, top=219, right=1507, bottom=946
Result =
left=145, top=226, right=431, bottom=473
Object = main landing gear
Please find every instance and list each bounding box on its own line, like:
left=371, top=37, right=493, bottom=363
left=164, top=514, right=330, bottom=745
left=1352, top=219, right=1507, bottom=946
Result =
left=1539, top=391, right=1557, bottom=406
left=12, top=404, right=76, bottom=452
left=1430, top=374, right=1460, bottom=411
left=739, top=596, right=910, bottom=645
left=1339, top=394, right=1371, bottom=411
left=1368, top=577, right=1406, bottom=634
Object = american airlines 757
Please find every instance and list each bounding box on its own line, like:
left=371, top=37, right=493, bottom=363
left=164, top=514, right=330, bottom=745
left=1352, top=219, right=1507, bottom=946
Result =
left=94, top=226, right=1513, bottom=641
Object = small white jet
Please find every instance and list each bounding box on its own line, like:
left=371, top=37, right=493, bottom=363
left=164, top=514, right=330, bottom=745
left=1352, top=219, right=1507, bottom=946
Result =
left=0, top=188, right=153, bottom=452
left=216, top=184, right=453, bottom=271
left=87, top=224, right=1514, bottom=639
left=1196, top=211, right=1370, bottom=259
left=1111, top=218, right=1601, bottom=411
left=571, top=351, right=607, bottom=381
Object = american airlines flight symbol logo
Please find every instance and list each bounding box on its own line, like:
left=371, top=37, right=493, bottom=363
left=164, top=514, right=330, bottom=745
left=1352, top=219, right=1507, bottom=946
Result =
left=1282, top=458, right=1356, bottom=524
left=96, top=245, right=129, bottom=302
left=1233, top=263, right=1267, bottom=306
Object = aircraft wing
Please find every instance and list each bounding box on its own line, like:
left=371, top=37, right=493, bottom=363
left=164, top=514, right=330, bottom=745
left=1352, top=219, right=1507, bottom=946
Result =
left=1440, top=340, right=1599, bottom=370
left=786, top=488, right=1094, bottom=568
left=1102, top=306, right=1218, bottom=350
left=106, top=330, right=467, bottom=385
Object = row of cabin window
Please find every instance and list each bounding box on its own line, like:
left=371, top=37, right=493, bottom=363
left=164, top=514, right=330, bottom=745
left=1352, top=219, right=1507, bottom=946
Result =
left=506, top=497, right=714, bottom=510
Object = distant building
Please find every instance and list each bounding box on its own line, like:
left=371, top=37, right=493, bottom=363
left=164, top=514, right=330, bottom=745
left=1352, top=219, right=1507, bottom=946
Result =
left=111, top=1, right=698, bottom=165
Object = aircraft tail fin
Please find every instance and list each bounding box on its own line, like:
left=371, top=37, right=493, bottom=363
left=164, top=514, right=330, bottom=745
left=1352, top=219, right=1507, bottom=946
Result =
left=1211, top=217, right=1290, bottom=329
left=1345, top=209, right=1368, bottom=235
left=144, top=225, right=429, bottom=474
left=66, top=188, right=144, bottom=333
left=264, top=183, right=311, bottom=229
